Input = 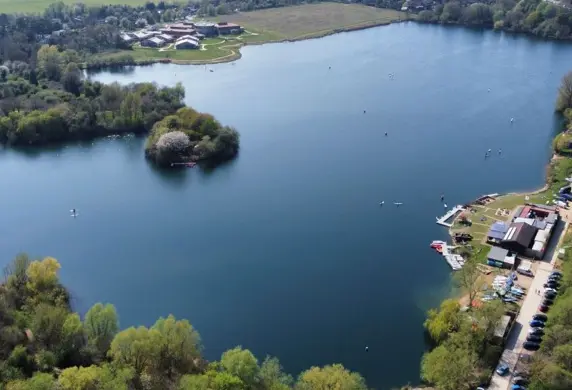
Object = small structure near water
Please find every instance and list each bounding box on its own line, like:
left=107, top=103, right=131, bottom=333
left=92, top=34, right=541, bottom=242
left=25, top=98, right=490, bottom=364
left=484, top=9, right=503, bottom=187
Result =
left=430, top=240, right=466, bottom=270
left=436, top=205, right=465, bottom=227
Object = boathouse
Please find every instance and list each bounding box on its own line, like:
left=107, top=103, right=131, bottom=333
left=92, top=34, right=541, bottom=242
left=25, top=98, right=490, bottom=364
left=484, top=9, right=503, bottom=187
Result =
left=487, top=221, right=509, bottom=245
left=487, top=247, right=516, bottom=269
left=500, top=222, right=538, bottom=257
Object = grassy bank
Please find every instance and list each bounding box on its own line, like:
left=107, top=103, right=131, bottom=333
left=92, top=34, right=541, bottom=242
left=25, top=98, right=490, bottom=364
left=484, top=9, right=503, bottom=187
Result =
left=94, top=4, right=407, bottom=65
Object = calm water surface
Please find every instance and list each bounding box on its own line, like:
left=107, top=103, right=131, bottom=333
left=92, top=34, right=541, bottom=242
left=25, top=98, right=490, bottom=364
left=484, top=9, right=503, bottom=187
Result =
left=2, top=22, right=570, bottom=389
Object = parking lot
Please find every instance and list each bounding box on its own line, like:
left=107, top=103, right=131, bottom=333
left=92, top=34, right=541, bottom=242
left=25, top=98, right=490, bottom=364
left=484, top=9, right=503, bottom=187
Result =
left=488, top=217, right=568, bottom=390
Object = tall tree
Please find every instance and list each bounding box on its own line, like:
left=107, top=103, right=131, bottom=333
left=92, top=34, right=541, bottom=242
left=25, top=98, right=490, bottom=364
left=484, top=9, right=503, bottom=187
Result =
left=454, top=260, right=481, bottom=310
left=84, top=303, right=119, bottom=360
left=220, top=347, right=259, bottom=388
left=36, top=45, right=62, bottom=81
left=424, top=299, right=462, bottom=343
left=295, top=364, right=367, bottom=390
left=421, top=342, right=479, bottom=390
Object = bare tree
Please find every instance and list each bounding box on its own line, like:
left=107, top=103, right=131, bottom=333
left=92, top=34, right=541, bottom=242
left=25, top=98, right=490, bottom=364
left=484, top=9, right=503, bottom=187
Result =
left=556, top=71, right=572, bottom=112
left=454, top=259, right=481, bottom=309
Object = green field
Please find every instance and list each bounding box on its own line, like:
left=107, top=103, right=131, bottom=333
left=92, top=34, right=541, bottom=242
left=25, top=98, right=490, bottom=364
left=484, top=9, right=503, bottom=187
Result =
left=213, top=3, right=407, bottom=41
left=0, top=0, right=172, bottom=14
left=95, top=4, right=407, bottom=64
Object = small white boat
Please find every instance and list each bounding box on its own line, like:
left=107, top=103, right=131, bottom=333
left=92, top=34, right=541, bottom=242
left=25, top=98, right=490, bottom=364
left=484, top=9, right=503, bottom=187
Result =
left=394, top=202, right=403, bottom=206
left=444, top=203, right=448, bottom=208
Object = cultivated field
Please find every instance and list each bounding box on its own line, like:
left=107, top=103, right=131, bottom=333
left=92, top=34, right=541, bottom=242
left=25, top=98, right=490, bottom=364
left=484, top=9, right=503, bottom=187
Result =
left=0, top=0, right=159, bottom=14
left=214, top=3, right=407, bottom=41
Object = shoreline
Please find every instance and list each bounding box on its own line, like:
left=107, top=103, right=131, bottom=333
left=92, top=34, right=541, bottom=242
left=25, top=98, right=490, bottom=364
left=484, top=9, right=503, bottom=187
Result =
left=90, top=18, right=409, bottom=68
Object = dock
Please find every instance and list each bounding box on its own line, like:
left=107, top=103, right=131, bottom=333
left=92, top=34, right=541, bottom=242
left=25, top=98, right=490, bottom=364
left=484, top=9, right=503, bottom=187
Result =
left=442, top=244, right=465, bottom=271
left=436, top=205, right=465, bottom=227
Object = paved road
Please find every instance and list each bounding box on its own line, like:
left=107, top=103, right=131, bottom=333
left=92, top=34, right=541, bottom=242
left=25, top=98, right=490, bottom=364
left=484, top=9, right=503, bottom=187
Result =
left=488, top=218, right=568, bottom=390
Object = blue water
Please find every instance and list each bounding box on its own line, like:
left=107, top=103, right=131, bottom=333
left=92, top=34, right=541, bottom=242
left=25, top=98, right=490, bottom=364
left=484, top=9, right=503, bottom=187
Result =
left=1, top=22, right=569, bottom=389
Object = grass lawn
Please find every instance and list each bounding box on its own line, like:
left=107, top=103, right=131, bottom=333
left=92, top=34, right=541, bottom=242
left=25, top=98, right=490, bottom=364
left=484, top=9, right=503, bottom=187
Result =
left=450, top=191, right=550, bottom=263
left=212, top=3, right=407, bottom=41
left=0, top=0, right=171, bottom=14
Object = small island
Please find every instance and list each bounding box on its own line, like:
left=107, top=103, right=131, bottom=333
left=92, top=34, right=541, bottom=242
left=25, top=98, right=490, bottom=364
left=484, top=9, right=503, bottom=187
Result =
left=145, top=107, right=240, bottom=167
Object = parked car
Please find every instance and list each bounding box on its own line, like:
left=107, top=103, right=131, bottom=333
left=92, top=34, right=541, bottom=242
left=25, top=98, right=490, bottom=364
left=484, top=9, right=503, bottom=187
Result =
left=496, top=363, right=510, bottom=376
left=545, top=287, right=558, bottom=294
left=545, top=292, right=557, bottom=299
left=523, top=341, right=541, bottom=351
left=545, top=281, right=560, bottom=288
left=517, top=269, right=534, bottom=277
left=543, top=298, right=554, bottom=306
left=532, top=314, right=548, bottom=321
left=530, top=320, right=546, bottom=327
left=539, top=304, right=550, bottom=313
left=512, top=376, right=530, bottom=386
left=526, top=334, right=542, bottom=342
left=511, top=385, right=526, bottom=390
left=551, top=271, right=563, bottom=278
left=529, top=327, right=545, bottom=336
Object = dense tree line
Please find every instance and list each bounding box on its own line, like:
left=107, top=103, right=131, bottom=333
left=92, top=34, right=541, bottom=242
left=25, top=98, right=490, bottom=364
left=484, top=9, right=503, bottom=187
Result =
left=0, top=254, right=368, bottom=390
left=0, top=44, right=184, bottom=145
left=145, top=107, right=240, bottom=166
left=417, top=0, right=572, bottom=40
left=420, top=260, right=508, bottom=390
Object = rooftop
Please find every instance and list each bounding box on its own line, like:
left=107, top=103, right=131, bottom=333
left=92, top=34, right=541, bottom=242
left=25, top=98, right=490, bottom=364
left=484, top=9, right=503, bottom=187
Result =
left=488, top=246, right=509, bottom=262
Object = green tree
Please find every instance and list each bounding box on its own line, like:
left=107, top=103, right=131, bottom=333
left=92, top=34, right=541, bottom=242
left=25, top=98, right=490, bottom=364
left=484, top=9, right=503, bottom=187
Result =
left=295, top=364, right=367, bottom=390
left=36, top=45, right=62, bottom=81
left=62, top=63, right=82, bottom=95
left=421, top=342, right=479, bottom=390
left=424, top=299, right=462, bottom=343
left=151, top=315, right=202, bottom=378
left=84, top=303, right=119, bottom=360
left=108, top=326, right=157, bottom=376
left=58, top=364, right=133, bottom=390
left=220, top=347, right=259, bottom=387
left=5, top=373, right=56, bottom=390
left=259, top=356, right=293, bottom=390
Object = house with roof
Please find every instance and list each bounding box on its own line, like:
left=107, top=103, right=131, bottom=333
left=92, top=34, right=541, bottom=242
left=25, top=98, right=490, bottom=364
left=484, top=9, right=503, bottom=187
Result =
left=194, top=21, right=218, bottom=37
left=500, top=222, right=538, bottom=258
left=157, top=33, right=174, bottom=43
left=175, top=37, right=199, bottom=50
left=509, top=203, right=559, bottom=259
left=487, top=221, right=509, bottom=244
left=141, top=37, right=165, bottom=48
left=487, top=247, right=516, bottom=269
left=216, top=22, right=243, bottom=35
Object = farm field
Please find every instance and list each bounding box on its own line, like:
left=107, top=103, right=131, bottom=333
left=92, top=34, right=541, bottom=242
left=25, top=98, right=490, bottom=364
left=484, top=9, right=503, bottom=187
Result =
left=213, top=3, right=407, bottom=41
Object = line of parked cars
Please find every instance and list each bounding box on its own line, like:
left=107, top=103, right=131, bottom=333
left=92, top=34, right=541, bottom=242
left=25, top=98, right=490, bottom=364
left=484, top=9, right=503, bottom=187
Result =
left=494, top=270, right=563, bottom=390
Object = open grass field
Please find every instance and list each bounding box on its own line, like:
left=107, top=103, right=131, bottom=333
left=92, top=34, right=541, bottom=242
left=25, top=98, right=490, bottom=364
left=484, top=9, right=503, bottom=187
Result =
left=214, top=3, right=407, bottom=41
left=0, top=0, right=167, bottom=14
left=94, top=4, right=406, bottom=64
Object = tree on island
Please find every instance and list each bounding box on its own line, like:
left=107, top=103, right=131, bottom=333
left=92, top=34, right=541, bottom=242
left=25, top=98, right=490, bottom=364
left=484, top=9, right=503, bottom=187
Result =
left=145, top=107, right=240, bottom=167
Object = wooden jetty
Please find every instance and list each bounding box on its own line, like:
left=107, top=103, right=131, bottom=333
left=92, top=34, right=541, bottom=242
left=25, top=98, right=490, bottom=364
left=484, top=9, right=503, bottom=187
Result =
left=436, top=205, right=465, bottom=227
left=442, top=244, right=465, bottom=271
left=430, top=240, right=466, bottom=271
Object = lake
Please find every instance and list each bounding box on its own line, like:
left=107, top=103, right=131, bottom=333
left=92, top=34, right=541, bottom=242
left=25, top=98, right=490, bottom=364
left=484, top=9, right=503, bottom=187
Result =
left=2, top=22, right=570, bottom=389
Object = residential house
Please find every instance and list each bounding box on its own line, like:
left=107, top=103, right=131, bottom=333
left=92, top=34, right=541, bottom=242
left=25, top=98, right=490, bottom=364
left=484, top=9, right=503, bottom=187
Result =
left=157, top=34, right=175, bottom=43
left=141, top=37, right=165, bottom=48
left=194, top=21, right=218, bottom=37
left=216, top=22, right=243, bottom=35
left=175, top=38, right=199, bottom=50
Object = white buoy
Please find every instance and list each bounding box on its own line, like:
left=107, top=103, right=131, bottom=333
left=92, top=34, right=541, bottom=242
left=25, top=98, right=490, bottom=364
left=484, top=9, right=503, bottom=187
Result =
left=510, top=118, right=514, bottom=123
left=365, top=346, right=369, bottom=352
left=380, top=201, right=384, bottom=206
